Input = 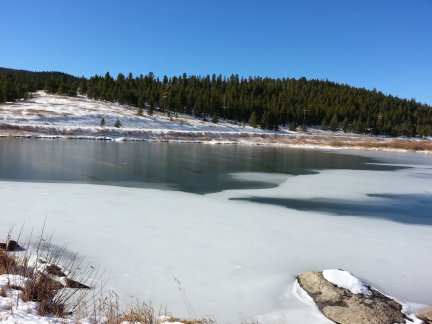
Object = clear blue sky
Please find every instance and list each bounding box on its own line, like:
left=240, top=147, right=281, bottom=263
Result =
left=1, top=0, right=431, bottom=104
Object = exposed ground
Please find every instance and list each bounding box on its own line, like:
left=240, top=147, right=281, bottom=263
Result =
left=1, top=91, right=431, bottom=152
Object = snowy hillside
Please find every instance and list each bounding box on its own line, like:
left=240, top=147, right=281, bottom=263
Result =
left=0, top=91, right=277, bottom=139
left=1, top=91, right=430, bottom=152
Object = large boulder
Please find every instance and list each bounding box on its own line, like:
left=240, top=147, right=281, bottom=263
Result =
left=417, top=307, right=432, bottom=323
left=297, top=270, right=408, bottom=324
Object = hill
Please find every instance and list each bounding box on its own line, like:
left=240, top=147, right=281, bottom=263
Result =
left=1, top=67, right=431, bottom=137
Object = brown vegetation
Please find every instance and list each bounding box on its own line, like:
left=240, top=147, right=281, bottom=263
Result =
left=1, top=121, right=431, bottom=152
left=0, top=250, right=17, bottom=275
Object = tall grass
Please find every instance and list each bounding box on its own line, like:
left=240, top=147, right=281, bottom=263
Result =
left=1, top=226, right=101, bottom=318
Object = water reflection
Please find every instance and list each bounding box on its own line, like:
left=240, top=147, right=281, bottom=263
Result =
left=0, top=139, right=405, bottom=193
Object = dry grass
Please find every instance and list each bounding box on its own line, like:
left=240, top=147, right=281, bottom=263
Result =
left=22, top=272, right=66, bottom=316
left=1, top=227, right=101, bottom=318
left=0, top=250, right=17, bottom=275
left=164, top=317, right=216, bottom=324
left=24, top=109, right=67, bottom=117
left=114, top=300, right=156, bottom=324
left=355, top=139, right=432, bottom=151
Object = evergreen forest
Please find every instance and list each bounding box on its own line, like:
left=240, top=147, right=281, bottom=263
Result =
left=1, top=67, right=431, bottom=136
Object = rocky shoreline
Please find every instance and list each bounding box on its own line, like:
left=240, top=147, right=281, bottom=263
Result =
left=1, top=127, right=431, bottom=153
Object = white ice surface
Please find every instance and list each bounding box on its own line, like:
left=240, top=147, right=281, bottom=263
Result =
left=0, top=152, right=431, bottom=323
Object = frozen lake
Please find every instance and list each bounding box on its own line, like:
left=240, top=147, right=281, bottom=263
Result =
left=0, top=139, right=431, bottom=323
left=0, top=139, right=406, bottom=192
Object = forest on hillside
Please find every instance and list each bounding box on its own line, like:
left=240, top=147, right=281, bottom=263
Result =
left=1, top=67, right=431, bottom=136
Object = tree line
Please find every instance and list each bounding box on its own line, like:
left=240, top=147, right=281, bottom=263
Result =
left=1, top=67, right=431, bottom=136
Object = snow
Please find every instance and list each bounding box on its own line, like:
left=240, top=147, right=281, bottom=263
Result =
left=0, top=275, right=94, bottom=323
left=0, top=274, right=32, bottom=289
left=323, top=269, right=372, bottom=296
left=2, top=91, right=428, bottom=153
left=0, top=91, right=278, bottom=136
left=0, top=150, right=431, bottom=323
left=289, top=280, right=332, bottom=323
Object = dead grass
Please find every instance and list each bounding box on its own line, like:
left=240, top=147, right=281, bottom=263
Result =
left=356, top=139, right=432, bottom=151
left=164, top=317, right=216, bottom=324
left=21, top=272, right=66, bottom=316
left=1, top=227, right=101, bottom=318
left=114, top=300, right=156, bottom=324
left=24, top=109, right=67, bottom=117
left=0, top=250, right=17, bottom=275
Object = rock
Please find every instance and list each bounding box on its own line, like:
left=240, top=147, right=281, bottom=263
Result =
left=417, top=307, right=432, bottom=323
left=64, top=278, right=90, bottom=289
left=45, top=264, right=67, bottom=277
left=5, top=240, right=19, bottom=251
left=297, top=271, right=408, bottom=324
left=0, top=240, right=19, bottom=251
left=23, top=272, right=64, bottom=302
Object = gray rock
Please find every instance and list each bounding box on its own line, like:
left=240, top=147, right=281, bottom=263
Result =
left=64, top=278, right=90, bottom=289
left=297, top=271, right=408, bottom=324
left=417, top=307, right=432, bottom=323
left=45, top=264, right=67, bottom=277
left=5, top=240, right=19, bottom=251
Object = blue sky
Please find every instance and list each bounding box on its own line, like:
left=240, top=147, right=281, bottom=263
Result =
left=1, top=0, right=431, bottom=104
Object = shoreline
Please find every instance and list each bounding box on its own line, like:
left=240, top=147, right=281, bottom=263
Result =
left=1, top=130, right=431, bottom=154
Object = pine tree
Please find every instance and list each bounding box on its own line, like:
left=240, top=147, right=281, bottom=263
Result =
left=330, top=114, right=338, bottom=131
left=342, top=117, right=349, bottom=132
left=0, top=87, right=5, bottom=103
left=57, top=83, right=66, bottom=95
left=212, top=113, right=219, bottom=124
left=261, top=111, right=270, bottom=129
left=100, top=117, right=105, bottom=127
left=79, top=78, right=87, bottom=95
left=148, top=101, right=154, bottom=116
left=114, top=119, right=122, bottom=128
left=248, top=112, right=257, bottom=128
left=321, top=118, right=328, bottom=131
left=289, top=121, right=297, bottom=131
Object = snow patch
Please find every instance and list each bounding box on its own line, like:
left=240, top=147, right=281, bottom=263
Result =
left=322, top=269, right=372, bottom=296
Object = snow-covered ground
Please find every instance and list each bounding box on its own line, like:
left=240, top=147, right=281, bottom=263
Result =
left=0, top=91, right=277, bottom=137
left=2, top=91, right=429, bottom=153
left=0, top=152, right=431, bottom=323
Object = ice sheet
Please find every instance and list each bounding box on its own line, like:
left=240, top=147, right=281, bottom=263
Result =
left=0, top=154, right=431, bottom=323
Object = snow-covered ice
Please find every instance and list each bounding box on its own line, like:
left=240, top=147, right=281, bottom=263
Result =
left=0, top=150, right=431, bottom=323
